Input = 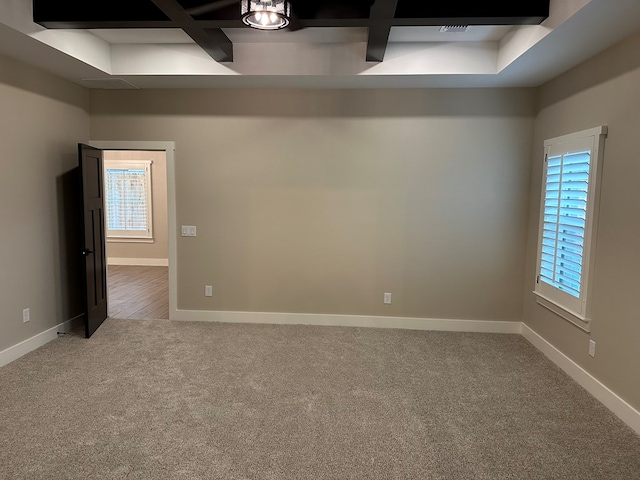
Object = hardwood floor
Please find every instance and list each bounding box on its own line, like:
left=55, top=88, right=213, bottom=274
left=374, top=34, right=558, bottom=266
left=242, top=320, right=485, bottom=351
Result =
left=107, top=265, right=169, bottom=320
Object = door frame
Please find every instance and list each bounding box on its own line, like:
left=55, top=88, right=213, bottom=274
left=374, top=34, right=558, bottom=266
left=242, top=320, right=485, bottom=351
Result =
left=89, top=140, right=177, bottom=320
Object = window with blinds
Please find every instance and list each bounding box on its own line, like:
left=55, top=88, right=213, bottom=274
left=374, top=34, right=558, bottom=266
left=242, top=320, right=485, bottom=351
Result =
left=540, top=150, right=589, bottom=297
left=534, top=126, right=606, bottom=331
left=104, top=160, right=153, bottom=241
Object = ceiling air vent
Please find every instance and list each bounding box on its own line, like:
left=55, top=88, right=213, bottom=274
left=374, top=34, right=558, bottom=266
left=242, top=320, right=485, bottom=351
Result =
left=79, top=78, right=140, bottom=90
left=439, top=25, right=469, bottom=33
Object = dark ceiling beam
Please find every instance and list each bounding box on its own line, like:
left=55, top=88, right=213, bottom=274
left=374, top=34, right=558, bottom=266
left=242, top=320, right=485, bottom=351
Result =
left=37, top=18, right=367, bottom=31
left=36, top=21, right=177, bottom=29
left=366, top=0, right=399, bottom=62
left=188, top=27, right=234, bottom=62
left=149, top=0, right=233, bottom=62
left=36, top=15, right=547, bottom=31
left=391, top=16, right=549, bottom=26
left=394, top=1, right=549, bottom=19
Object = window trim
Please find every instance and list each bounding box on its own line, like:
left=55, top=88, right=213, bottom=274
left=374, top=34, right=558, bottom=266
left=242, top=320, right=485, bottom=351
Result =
left=104, top=159, right=154, bottom=243
left=533, top=126, right=607, bottom=332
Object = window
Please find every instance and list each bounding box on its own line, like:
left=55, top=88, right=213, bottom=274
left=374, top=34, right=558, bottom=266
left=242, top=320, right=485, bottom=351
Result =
left=534, top=126, right=607, bottom=331
left=104, top=160, right=154, bottom=242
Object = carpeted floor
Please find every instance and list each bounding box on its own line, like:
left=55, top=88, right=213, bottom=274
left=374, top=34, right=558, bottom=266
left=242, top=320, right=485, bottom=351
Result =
left=0, top=319, right=639, bottom=479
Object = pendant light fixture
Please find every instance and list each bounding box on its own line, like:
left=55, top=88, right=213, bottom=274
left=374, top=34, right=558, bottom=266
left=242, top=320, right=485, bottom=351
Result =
left=241, top=0, right=291, bottom=30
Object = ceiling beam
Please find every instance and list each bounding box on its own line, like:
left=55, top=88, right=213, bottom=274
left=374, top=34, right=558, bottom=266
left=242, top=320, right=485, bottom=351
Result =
left=36, top=15, right=548, bottom=31
left=36, top=18, right=373, bottom=30
left=366, top=0, right=399, bottom=62
left=393, top=1, right=549, bottom=20
left=149, top=0, right=233, bottom=62
left=189, top=27, right=234, bottom=62
left=391, top=16, right=549, bottom=26
left=35, top=21, right=177, bottom=29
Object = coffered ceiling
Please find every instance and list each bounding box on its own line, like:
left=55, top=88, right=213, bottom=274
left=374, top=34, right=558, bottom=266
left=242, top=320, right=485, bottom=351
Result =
left=0, top=0, right=639, bottom=89
left=32, top=0, right=550, bottom=62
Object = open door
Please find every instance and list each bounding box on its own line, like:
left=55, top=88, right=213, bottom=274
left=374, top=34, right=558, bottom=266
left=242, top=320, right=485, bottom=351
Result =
left=78, top=144, right=108, bottom=337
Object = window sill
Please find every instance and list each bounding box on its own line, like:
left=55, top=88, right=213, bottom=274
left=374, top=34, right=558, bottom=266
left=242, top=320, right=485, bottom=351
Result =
left=533, top=291, right=591, bottom=332
left=107, top=237, right=154, bottom=244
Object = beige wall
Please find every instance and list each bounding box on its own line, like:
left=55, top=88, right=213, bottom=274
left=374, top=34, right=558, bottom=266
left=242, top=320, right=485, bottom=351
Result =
left=2, top=26, right=637, bottom=419
left=91, top=88, right=534, bottom=320
left=0, top=53, right=90, bottom=352
left=523, top=30, right=640, bottom=410
left=103, top=150, right=168, bottom=262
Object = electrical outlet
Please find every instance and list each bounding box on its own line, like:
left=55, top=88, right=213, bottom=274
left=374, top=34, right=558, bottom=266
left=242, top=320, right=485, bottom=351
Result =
left=588, top=340, right=596, bottom=357
left=204, top=285, right=213, bottom=297
left=383, top=293, right=392, bottom=304
left=22, top=308, right=30, bottom=323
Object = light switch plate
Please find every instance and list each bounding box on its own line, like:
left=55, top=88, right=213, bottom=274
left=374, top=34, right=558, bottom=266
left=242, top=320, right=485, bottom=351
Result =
left=181, top=225, right=197, bottom=237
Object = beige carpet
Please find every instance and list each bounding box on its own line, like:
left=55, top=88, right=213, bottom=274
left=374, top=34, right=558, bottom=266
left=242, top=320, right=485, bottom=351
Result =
left=1, top=318, right=639, bottom=479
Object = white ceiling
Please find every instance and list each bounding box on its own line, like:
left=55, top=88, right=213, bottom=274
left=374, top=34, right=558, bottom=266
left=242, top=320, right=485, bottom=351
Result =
left=1, top=0, right=640, bottom=90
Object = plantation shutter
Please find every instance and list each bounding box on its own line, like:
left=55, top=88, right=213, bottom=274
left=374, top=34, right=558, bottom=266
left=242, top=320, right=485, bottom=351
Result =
left=535, top=128, right=606, bottom=327
left=540, top=149, right=590, bottom=298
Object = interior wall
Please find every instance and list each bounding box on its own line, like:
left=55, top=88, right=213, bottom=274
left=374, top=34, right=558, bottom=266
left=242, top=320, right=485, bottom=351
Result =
left=91, top=88, right=535, bottom=321
left=103, top=150, right=168, bottom=263
left=0, top=52, right=90, bottom=352
left=523, top=30, right=640, bottom=411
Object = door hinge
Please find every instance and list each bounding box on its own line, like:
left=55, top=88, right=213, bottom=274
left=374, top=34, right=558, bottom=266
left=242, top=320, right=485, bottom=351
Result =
left=544, top=154, right=548, bottom=163
left=536, top=275, right=540, bottom=284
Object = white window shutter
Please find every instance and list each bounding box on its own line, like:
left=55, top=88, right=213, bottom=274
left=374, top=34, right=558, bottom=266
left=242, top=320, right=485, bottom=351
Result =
left=534, top=126, right=607, bottom=331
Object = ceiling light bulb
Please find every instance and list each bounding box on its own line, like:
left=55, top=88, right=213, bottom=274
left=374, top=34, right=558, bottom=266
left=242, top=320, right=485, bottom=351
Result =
left=241, top=0, right=290, bottom=30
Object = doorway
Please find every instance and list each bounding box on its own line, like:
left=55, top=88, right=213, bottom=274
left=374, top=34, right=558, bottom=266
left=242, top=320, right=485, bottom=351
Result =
left=90, top=141, right=176, bottom=322
left=103, top=149, right=168, bottom=319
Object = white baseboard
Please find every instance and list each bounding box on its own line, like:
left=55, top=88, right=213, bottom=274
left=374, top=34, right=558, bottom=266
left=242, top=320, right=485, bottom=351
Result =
left=522, top=324, right=640, bottom=436
left=172, top=309, right=522, bottom=334
left=107, top=257, right=168, bottom=267
left=0, top=316, right=82, bottom=368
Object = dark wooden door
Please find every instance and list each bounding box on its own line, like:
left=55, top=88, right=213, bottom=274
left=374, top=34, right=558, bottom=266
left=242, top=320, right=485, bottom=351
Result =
left=78, top=144, right=108, bottom=338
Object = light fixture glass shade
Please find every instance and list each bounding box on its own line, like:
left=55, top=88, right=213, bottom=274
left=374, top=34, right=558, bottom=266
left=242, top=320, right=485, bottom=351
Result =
left=241, top=0, right=290, bottom=30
